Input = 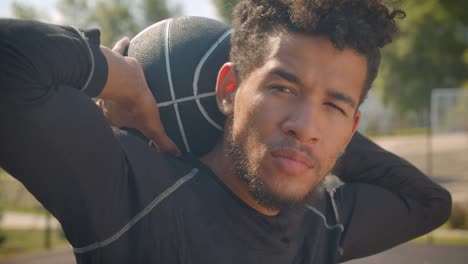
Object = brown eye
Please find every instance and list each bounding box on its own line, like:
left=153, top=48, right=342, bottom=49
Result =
left=324, top=102, right=346, bottom=115
left=272, top=86, right=293, bottom=94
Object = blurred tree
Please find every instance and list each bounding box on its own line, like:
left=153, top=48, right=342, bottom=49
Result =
left=58, top=0, right=92, bottom=27
left=212, top=0, right=239, bottom=23
left=0, top=170, right=6, bottom=246
left=440, top=0, right=468, bottom=24
left=61, top=0, right=180, bottom=46
left=213, top=0, right=468, bottom=25
left=60, top=0, right=182, bottom=46
left=89, top=0, right=137, bottom=46
left=374, top=0, right=467, bottom=115
left=440, top=0, right=468, bottom=88
left=0, top=170, right=7, bottom=248
left=12, top=0, right=180, bottom=47
left=0, top=222, right=5, bottom=246
left=11, top=0, right=40, bottom=20
left=140, top=0, right=181, bottom=28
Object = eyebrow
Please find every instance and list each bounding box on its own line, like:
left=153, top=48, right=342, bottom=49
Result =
left=270, top=68, right=303, bottom=86
left=327, top=90, right=357, bottom=109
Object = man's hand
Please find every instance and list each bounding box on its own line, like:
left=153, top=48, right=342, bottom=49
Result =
left=97, top=37, right=181, bottom=156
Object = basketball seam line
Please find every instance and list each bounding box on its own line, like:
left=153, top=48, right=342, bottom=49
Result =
left=193, top=29, right=233, bottom=131
left=164, top=19, right=191, bottom=153
left=158, top=92, right=216, bottom=107
left=72, top=169, right=198, bottom=254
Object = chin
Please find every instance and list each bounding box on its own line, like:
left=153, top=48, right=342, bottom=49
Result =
left=247, top=172, right=320, bottom=211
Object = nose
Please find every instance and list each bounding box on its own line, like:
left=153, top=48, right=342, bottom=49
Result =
left=280, top=100, right=322, bottom=143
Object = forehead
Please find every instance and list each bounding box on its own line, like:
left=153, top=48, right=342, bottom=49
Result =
left=258, top=32, right=367, bottom=101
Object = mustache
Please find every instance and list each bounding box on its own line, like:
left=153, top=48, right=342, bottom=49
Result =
left=267, top=137, right=314, bottom=159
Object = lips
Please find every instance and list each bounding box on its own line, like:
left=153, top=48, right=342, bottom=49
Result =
left=270, top=148, right=314, bottom=175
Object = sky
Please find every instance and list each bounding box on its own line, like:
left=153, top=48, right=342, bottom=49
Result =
left=0, top=0, right=220, bottom=21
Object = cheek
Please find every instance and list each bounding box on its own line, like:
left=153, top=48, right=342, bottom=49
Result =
left=317, top=114, right=356, bottom=173
left=231, top=94, right=281, bottom=167
left=321, top=109, right=356, bottom=144
left=233, top=91, right=280, bottom=138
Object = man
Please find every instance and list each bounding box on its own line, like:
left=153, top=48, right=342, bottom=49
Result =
left=0, top=0, right=451, bottom=263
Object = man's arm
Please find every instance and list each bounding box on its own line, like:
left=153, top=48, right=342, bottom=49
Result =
left=332, top=132, right=451, bottom=262
left=0, top=19, right=153, bottom=248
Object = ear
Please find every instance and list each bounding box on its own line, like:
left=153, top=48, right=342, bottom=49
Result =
left=343, top=111, right=361, bottom=149
left=215, top=62, right=238, bottom=116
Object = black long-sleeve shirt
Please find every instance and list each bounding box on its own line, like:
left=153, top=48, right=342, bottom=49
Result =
left=0, top=19, right=452, bottom=264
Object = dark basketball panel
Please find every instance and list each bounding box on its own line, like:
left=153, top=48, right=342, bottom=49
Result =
left=178, top=101, right=223, bottom=156
left=158, top=106, right=185, bottom=151
left=128, top=20, right=172, bottom=103
left=198, top=96, right=226, bottom=130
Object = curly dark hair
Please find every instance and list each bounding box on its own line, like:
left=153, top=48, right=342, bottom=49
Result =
left=230, top=0, right=405, bottom=105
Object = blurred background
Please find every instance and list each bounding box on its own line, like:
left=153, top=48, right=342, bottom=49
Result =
left=0, top=0, right=467, bottom=263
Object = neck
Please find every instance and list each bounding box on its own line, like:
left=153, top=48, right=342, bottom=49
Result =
left=200, top=141, right=280, bottom=216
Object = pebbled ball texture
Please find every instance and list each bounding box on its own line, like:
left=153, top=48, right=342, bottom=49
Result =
left=126, top=16, right=232, bottom=156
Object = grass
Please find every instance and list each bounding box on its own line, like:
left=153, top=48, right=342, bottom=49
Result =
left=1, top=168, right=46, bottom=215
left=411, top=234, right=468, bottom=246
left=411, top=223, right=468, bottom=246
left=0, top=204, right=45, bottom=215
left=0, top=229, right=69, bottom=259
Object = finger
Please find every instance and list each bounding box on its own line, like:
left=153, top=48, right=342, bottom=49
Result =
left=96, top=99, right=105, bottom=111
left=112, top=37, right=130, bottom=55
left=96, top=99, right=118, bottom=126
left=158, top=136, right=182, bottom=157
left=150, top=130, right=182, bottom=157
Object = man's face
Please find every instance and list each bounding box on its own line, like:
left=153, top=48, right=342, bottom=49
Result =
left=222, top=33, right=365, bottom=210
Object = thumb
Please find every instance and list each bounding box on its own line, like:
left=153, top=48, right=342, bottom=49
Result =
left=144, top=123, right=182, bottom=157
left=112, top=37, right=130, bottom=55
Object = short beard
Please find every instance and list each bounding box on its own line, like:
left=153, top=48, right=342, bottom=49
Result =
left=225, top=120, right=315, bottom=211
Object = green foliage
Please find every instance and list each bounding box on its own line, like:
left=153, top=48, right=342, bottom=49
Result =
left=412, top=234, right=468, bottom=246
left=212, top=0, right=240, bottom=23
left=0, top=171, right=6, bottom=247
left=0, top=213, right=5, bottom=247
left=0, top=234, right=5, bottom=247
left=58, top=0, right=92, bottom=27
left=449, top=203, right=468, bottom=230
left=11, top=0, right=180, bottom=47
left=90, top=0, right=137, bottom=47
left=0, top=229, right=68, bottom=257
left=440, top=0, right=468, bottom=24
left=11, top=0, right=40, bottom=20
left=375, top=0, right=468, bottom=115
left=0, top=169, right=43, bottom=211
left=140, top=0, right=181, bottom=28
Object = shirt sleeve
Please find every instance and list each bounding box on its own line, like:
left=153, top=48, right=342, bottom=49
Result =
left=0, top=19, right=132, bottom=248
left=332, top=132, right=452, bottom=262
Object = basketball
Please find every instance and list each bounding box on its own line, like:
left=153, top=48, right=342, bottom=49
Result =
left=126, top=16, right=232, bottom=156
